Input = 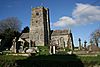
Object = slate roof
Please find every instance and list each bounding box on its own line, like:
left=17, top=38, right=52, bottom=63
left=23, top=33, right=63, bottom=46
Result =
left=51, top=30, right=69, bottom=36
left=20, top=33, right=29, bottom=39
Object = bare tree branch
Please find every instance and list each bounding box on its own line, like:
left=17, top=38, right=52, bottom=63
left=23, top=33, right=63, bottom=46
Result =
left=91, top=28, right=100, bottom=46
left=0, top=17, right=22, bottom=34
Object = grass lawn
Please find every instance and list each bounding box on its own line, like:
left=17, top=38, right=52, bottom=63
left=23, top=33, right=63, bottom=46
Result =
left=0, top=54, right=100, bottom=67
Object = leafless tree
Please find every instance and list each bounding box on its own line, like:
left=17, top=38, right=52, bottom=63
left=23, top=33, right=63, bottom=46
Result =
left=0, top=17, right=22, bottom=33
left=91, top=28, right=100, bottom=47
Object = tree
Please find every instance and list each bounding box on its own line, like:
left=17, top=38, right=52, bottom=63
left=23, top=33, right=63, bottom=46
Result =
left=0, top=28, right=20, bottom=50
left=91, top=28, right=100, bottom=47
left=0, top=17, right=21, bottom=50
left=21, top=26, right=29, bottom=33
left=0, top=17, right=21, bottom=34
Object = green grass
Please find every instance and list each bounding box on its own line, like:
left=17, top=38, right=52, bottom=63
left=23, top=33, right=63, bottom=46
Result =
left=0, top=54, right=100, bottom=67
left=0, top=54, right=100, bottom=63
left=0, top=55, right=27, bottom=61
left=78, top=55, right=100, bottom=65
left=0, top=55, right=27, bottom=67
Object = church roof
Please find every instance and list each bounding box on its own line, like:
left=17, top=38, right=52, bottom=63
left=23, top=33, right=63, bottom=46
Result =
left=51, top=30, right=69, bottom=36
left=20, top=33, right=29, bottom=39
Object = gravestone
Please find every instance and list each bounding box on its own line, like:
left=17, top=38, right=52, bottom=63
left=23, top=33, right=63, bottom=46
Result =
left=53, top=46, right=56, bottom=54
left=84, top=40, right=87, bottom=50
left=0, top=39, right=1, bottom=46
left=49, top=46, right=52, bottom=54
left=49, top=40, right=56, bottom=54
left=89, top=40, right=93, bottom=51
left=11, top=37, right=17, bottom=53
left=78, top=38, right=82, bottom=50
left=19, top=45, right=24, bottom=53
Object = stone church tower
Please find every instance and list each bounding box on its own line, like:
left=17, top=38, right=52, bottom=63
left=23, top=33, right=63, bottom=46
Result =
left=29, top=7, right=50, bottom=46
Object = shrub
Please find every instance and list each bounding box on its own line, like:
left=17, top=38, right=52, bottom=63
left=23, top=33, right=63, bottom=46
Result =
left=37, top=46, right=49, bottom=55
left=56, top=51, right=67, bottom=55
left=64, top=47, right=71, bottom=52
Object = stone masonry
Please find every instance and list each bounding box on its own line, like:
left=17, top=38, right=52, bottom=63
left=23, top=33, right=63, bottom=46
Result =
left=29, top=6, right=50, bottom=46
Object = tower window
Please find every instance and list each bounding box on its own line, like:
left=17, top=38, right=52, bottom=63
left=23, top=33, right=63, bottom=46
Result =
left=36, top=21, right=38, bottom=23
left=36, top=12, right=39, bottom=16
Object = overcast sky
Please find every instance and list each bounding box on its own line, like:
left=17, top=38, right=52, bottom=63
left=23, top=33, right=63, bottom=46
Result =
left=0, top=0, right=100, bottom=46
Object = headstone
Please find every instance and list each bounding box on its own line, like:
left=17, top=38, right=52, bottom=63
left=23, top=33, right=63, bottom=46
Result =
left=89, top=40, right=93, bottom=51
left=0, top=39, right=1, bottom=46
left=19, top=45, right=24, bottom=53
left=12, top=37, right=17, bottom=53
left=49, top=46, right=56, bottom=54
left=78, top=38, right=82, bottom=50
left=26, top=47, right=36, bottom=53
left=84, top=40, right=87, bottom=50
left=49, top=40, right=56, bottom=54
left=53, top=46, right=56, bottom=54
left=49, top=46, right=52, bottom=54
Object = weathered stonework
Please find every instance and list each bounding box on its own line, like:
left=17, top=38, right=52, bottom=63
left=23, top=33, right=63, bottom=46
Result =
left=29, top=7, right=50, bottom=46
left=15, top=6, right=74, bottom=54
left=29, top=6, right=74, bottom=49
left=51, top=30, right=74, bottom=50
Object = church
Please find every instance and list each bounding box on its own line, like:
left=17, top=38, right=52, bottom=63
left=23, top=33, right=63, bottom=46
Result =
left=11, top=6, right=74, bottom=53
left=29, top=6, right=74, bottom=48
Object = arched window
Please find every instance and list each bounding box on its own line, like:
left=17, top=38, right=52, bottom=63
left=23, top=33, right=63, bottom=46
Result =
left=60, top=37, right=65, bottom=47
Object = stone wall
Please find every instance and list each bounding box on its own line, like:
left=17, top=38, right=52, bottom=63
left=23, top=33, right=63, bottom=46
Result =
left=51, top=30, right=74, bottom=50
left=51, top=34, right=68, bottom=47
left=29, top=7, right=50, bottom=46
